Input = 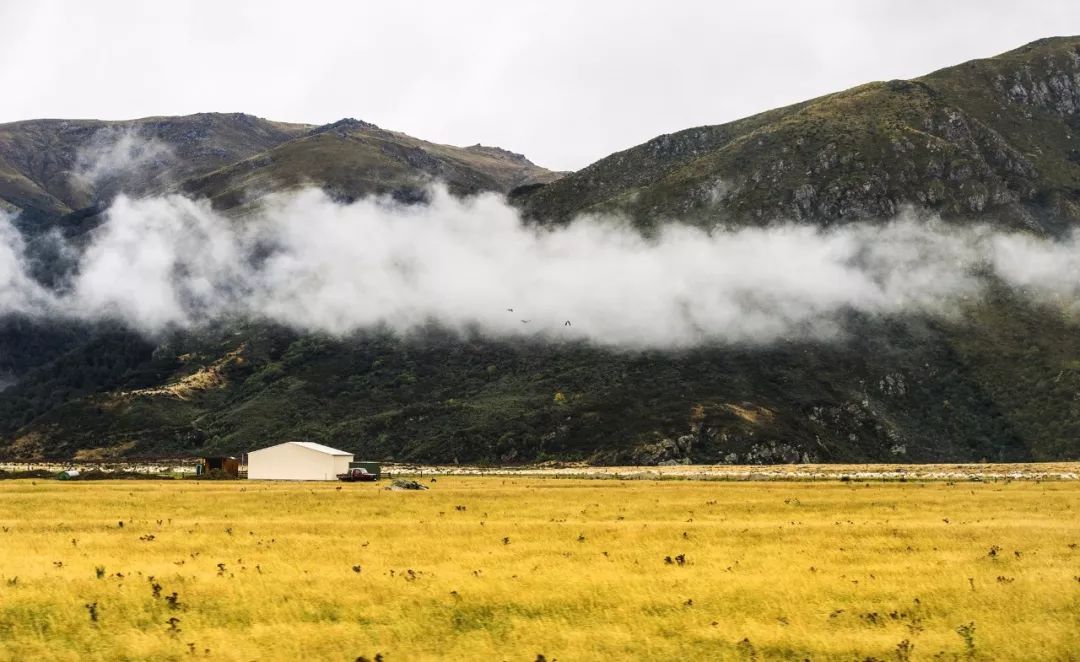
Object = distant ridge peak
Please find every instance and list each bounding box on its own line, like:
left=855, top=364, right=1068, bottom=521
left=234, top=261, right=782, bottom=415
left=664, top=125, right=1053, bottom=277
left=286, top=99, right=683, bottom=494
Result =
left=465, top=144, right=533, bottom=165
left=311, top=118, right=380, bottom=136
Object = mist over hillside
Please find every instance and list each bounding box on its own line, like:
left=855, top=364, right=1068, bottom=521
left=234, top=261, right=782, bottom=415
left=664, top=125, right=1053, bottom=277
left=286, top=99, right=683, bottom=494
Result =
left=3, top=186, right=1080, bottom=347
left=2, top=37, right=1080, bottom=464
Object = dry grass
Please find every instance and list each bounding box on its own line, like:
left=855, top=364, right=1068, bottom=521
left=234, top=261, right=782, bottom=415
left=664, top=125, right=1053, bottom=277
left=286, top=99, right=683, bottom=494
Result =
left=0, top=477, right=1077, bottom=660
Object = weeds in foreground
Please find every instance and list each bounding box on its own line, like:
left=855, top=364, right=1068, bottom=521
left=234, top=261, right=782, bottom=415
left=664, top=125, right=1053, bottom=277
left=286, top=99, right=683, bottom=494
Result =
left=956, top=622, right=977, bottom=660
left=895, top=639, right=914, bottom=662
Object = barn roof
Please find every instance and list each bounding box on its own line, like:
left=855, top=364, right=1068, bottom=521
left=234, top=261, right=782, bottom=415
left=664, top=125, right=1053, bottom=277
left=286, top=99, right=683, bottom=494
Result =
left=285, top=441, right=352, bottom=456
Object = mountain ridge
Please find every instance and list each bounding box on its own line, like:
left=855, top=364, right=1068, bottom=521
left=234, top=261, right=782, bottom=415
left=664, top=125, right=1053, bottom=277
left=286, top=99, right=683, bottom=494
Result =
left=516, top=36, right=1080, bottom=234
left=176, top=119, right=561, bottom=211
left=0, top=111, right=561, bottom=233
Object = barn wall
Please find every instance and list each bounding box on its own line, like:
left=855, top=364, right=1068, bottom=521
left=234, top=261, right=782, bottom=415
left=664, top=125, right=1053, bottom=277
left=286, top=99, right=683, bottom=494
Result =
left=333, top=455, right=351, bottom=476
left=247, top=444, right=354, bottom=481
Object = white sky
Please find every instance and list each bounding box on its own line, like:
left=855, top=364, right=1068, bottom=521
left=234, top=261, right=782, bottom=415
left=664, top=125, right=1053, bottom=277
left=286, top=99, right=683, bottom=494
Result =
left=1, top=0, right=1079, bottom=171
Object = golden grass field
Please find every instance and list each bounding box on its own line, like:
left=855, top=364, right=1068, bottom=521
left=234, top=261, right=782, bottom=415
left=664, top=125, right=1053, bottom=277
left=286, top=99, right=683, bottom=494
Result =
left=0, top=477, right=1078, bottom=661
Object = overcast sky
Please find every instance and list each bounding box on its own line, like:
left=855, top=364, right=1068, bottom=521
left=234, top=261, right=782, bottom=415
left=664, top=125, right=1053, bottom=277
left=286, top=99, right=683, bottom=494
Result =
left=2, top=1, right=1079, bottom=171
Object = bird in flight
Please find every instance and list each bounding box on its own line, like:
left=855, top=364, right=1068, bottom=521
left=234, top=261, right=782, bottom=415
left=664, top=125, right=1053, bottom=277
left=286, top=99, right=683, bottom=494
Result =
left=506, top=308, right=514, bottom=312
left=521, top=320, right=531, bottom=324
left=564, top=320, right=572, bottom=327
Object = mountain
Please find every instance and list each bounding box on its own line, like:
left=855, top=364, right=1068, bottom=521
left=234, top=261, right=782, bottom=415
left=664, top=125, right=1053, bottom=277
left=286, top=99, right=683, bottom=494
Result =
left=0, top=113, right=561, bottom=235
left=178, top=119, right=561, bottom=210
left=0, top=113, right=309, bottom=227
left=2, top=38, right=1080, bottom=465
left=516, top=37, right=1080, bottom=234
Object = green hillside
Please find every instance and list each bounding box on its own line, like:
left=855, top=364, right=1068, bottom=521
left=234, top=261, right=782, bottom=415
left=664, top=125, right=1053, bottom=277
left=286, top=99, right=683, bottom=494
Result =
left=178, top=119, right=562, bottom=210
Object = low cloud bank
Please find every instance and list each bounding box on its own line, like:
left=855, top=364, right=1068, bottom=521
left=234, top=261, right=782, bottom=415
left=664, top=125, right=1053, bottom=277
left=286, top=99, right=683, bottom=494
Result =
left=2, top=186, right=1078, bottom=347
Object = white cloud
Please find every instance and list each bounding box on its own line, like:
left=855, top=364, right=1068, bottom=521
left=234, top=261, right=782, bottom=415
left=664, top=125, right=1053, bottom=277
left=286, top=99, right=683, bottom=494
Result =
left=2, top=186, right=1077, bottom=347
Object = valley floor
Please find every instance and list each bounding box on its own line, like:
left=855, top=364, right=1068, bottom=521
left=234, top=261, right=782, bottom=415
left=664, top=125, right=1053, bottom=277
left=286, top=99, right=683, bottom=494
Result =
left=0, top=477, right=1077, bottom=660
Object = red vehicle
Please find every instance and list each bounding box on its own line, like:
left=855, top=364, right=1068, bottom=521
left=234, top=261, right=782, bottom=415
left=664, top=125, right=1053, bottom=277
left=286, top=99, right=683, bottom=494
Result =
left=337, top=468, right=378, bottom=482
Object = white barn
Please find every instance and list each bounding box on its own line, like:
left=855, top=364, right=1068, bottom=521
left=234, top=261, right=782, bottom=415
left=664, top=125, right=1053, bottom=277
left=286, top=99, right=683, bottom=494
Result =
left=246, top=442, right=353, bottom=481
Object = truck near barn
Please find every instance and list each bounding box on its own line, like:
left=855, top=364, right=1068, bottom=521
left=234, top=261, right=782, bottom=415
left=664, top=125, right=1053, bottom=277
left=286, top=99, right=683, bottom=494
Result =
left=336, top=467, right=378, bottom=482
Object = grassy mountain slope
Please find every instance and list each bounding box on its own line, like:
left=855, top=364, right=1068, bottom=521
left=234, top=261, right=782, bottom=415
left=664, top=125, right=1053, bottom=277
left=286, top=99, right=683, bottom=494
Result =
left=0, top=113, right=309, bottom=224
left=517, top=37, right=1080, bottom=233
left=178, top=119, right=561, bottom=209
left=0, top=114, right=561, bottom=232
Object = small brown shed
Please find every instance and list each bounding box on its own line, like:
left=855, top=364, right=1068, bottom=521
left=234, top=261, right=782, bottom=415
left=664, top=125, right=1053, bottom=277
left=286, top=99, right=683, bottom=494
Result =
left=198, top=456, right=240, bottom=478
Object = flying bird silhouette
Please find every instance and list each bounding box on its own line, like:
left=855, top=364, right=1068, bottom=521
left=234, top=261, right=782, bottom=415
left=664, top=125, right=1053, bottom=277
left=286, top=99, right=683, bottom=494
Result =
left=564, top=320, right=571, bottom=327
left=506, top=308, right=514, bottom=312
left=521, top=320, right=531, bottom=324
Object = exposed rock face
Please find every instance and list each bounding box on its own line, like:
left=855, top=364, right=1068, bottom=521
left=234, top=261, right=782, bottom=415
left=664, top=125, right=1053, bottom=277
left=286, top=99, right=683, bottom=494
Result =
left=594, top=435, right=694, bottom=466
left=309, top=118, right=381, bottom=137
left=993, top=44, right=1080, bottom=115
left=465, top=144, right=534, bottom=165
